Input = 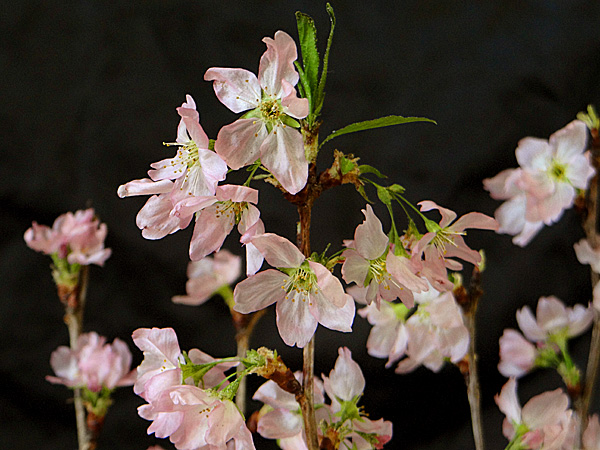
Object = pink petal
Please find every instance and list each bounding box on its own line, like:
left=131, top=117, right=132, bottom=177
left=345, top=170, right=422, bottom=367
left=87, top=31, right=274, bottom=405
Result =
left=233, top=269, right=287, bottom=314
left=204, top=67, right=261, bottom=113
left=217, top=184, right=259, bottom=204
left=214, top=119, right=268, bottom=170
left=515, top=137, right=551, bottom=171
left=498, top=329, right=537, bottom=378
left=522, top=388, right=569, bottom=430
left=324, top=347, right=365, bottom=402
left=550, top=120, right=587, bottom=162
left=136, top=195, right=181, bottom=240
left=309, top=261, right=347, bottom=308
left=516, top=305, right=547, bottom=342
left=483, top=168, right=524, bottom=200
left=341, top=249, right=371, bottom=287
left=257, top=409, right=303, bottom=439
left=251, top=233, right=305, bottom=268
left=260, top=124, right=308, bottom=195
left=418, top=200, right=456, bottom=228
left=536, top=296, right=569, bottom=334
left=117, top=178, right=174, bottom=198
left=276, top=291, right=318, bottom=348
left=176, top=105, right=209, bottom=149
left=281, top=79, right=308, bottom=119
left=258, top=31, right=299, bottom=98
left=309, top=282, right=355, bottom=334
left=189, top=204, right=235, bottom=261
left=354, top=205, right=389, bottom=260
left=494, top=378, right=522, bottom=425
left=450, top=212, right=498, bottom=233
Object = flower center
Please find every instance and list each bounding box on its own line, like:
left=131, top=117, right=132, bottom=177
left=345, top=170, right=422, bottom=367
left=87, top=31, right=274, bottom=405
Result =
left=283, top=264, right=318, bottom=303
left=214, top=201, right=246, bottom=226
left=368, top=255, right=388, bottom=284
left=260, top=98, right=282, bottom=123
left=550, top=160, right=567, bottom=182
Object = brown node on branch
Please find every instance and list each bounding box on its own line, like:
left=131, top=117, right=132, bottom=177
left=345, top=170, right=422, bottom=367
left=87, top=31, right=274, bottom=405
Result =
left=57, top=283, right=80, bottom=309
left=254, top=348, right=303, bottom=397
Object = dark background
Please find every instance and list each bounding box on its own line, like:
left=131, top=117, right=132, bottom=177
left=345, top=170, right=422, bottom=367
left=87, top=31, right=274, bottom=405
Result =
left=3, top=1, right=600, bottom=449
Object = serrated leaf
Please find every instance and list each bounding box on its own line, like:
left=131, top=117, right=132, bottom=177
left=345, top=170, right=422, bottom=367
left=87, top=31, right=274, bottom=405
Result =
left=320, top=115, right=437, bottom=148
left=295, top=12, right=320, bottom=97
left=358, top=164, right=387, bottom=178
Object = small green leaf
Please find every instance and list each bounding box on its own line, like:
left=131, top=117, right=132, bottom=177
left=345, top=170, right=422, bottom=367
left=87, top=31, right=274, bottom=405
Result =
left=377, top=186, right=392, bottom=205
left=320, top=115, right=437, bottom=148
left=314, top=3, right=336, bottom=117
left=295, top=12, right=320, bottom=96
left=339, top=155, right=357, bottom=175
left=358, top=164, right=387, bottom=178
left=388, top=183, right=405, bottom=194
left=281, top=115, right=301, bottom=128
left=357, top=184, right=373, bottom=203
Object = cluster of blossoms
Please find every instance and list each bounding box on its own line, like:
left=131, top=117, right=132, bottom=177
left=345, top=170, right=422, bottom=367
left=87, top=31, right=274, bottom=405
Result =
left=355, top=285, right=469, bottom=374
left=495, top=378, right=600, bottom=449
left=47, top=332, right=135, bottom=415
left=132, top=327, right=254, bottom=450
left=498, top=296, right=593, bottom=384
left=118, top=30, right=306, bottom=273
left=253, top=347, right=392, bottom=450
left=24, top=208, right=111, bottom=285
left=484, top=120, right=595, bottom=246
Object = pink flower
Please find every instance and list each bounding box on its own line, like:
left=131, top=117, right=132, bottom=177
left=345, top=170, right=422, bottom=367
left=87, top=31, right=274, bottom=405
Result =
left=172, top=250, right=242, bottom=306
left=205, top=31, right=309, bottom=195
left=24, top=208, right=111, bottom=266
left=516, top=296, right=593, bottom=343
left=117, top=95, right=227, bottom=240
left=484, top=120, right=594, bottom=246
left=498, top=329, right=537, bottom=378
left=341, top=205, right=428, bottom=307
left=233, top=233, right=355, bottom=348
left=394, top=289, right=469, bottom=374
left=175, top=184, right=264, bottom=273
left=253, top=371, right=324, bottom=444
left=415, top=200, right=497, bottom=275
left=139, top=385, right=255, bottom=450
left=47, top=332, right=135, bottom=392
left=495, top=378, right=573, bottom=449
left=148, top=95, right=227, bottom=198
left=574, top=238, right=600, bottom=274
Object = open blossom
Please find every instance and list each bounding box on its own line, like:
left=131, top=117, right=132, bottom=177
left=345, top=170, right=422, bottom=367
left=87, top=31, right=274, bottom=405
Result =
left=172, top=250, right=242, bottom=306
left=24, top=208, right=111, bottom=266
left=322, top=347, right=393, bottom=449
left=342, top=205, right=428, bottom=307
left=484, top=120, right=594, bottom=246
left=132, top=327, right=232, bottom=403
left=117, top=95, right=227, bottom=240
left=205, top=31, right=309, bottom=195
left=173, top=184, right=265, bottom=272
left=495, top=378, right=573, bottom=449
left=516, top=296, right=593, bottom=343
left=233, top=233, right=355, bottom=348
left=253, top=372, right=325, bottom=447
left=412, top=201, right=497, bottom=290
left=139, top=385, right=255, bottom=450
left=47, top=332, right=135, bottom=392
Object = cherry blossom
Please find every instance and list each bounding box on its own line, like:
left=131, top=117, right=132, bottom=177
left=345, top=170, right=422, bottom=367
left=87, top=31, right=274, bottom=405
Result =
left=47, top=332, right=135, bottom=392
left=24, top=208, right=112, bottom=266
left=253, top=371, right=325, bottom=446
left=233, top=233, right=355, bottom=348
left=139, top=385, right=255, bottom=450
left=172, top=250, right=242, bottom=306
left=205, top=31, right=309, bottom=195
left=495, top=378, right=573, bottom=449
left=516, top=296, right=593, bottom=343
left=484, top=120, right=594, bottom=246
left=341, top=204, right=428, bottom=307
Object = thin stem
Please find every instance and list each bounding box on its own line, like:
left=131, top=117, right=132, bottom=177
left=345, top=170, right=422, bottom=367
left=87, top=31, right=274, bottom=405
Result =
left=61, top=265, right=91, bottom=450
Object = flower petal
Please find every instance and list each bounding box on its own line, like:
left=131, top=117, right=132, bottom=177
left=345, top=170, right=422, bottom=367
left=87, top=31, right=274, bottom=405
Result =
left=258, top=31, right=300, bottom=98
left=204, top=67, right=261, bottom=113
left=233, top=269, right=287, bottom=314
left=276, top=290, right=318, bottom=348
left=354, top=205, right=389, bottom=260
left=251, top=233, right=305, bottom=268
left=215, top=118, right=268, bottom=170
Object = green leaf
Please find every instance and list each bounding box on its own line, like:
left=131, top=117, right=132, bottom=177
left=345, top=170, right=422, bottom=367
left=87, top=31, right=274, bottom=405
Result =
left=356, top=184, right=373, bottom=203
left=314, top=3, right=336, bottom=117
left=320, top=115, right=437, bottom=148
left=358, top=164, right=387, bottom=178
left=377, top=186, right=392, bottom=205
left=295, top=12, right=320, bottom=96
left=339, top=155, right=357, bottom=175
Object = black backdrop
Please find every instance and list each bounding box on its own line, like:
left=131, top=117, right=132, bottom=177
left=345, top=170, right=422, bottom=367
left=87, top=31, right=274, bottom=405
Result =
left=3, top=1, right=600, bottom=449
